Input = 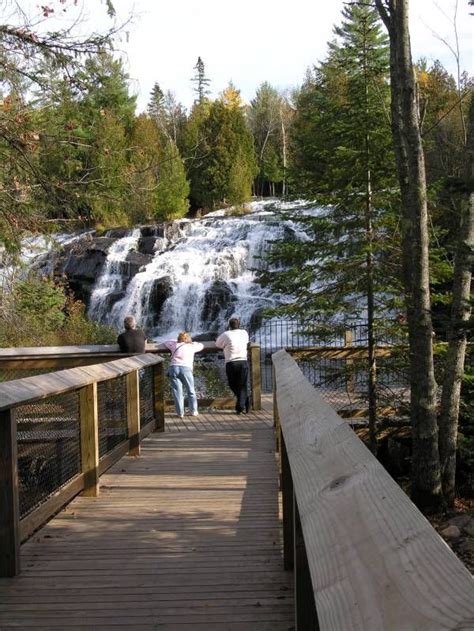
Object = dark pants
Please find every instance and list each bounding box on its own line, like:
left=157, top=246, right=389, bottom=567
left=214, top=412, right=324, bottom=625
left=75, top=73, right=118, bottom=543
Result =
left=225, top=360, right=249, bottom=413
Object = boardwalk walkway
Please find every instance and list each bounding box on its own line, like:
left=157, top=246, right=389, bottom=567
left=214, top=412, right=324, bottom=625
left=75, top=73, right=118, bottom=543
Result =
left=0, top=399, right=294, bottom=630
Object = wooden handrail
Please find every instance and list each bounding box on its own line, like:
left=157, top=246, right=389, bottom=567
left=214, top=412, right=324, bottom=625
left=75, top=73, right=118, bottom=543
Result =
left=0, top=354, right=165, bottom=578
left=0, top=341, right=262, bottom=411
left=0, top=354, right=160, bottom=411
left=272, top=349, right=474, bottom=631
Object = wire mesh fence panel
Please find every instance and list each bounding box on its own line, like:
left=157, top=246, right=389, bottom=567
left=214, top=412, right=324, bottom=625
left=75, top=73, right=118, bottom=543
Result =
left=250, top=318, right=411, bottom=416
left=0, top=368, right=52, bottom=383
left=139, top=367, right=154, bottom=426
left=16, top=391, right=80, bottom=518
left=97, top=376, right=128, bottom=458
left=160, top=352, right=234, bottom=405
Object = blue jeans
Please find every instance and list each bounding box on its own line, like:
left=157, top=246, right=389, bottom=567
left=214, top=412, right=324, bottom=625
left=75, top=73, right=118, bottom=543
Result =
left=168, top=365, right=198, bottom=417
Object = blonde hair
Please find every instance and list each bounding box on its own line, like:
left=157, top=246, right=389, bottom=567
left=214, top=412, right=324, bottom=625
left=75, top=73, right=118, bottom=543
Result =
left=177, top=331, right=191, bottom=343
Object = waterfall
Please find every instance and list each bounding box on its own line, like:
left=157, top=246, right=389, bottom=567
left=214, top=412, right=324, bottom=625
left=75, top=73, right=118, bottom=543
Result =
left=82, top=200, right=317, bottom=339
left=88, top=229, right=141, bottom=322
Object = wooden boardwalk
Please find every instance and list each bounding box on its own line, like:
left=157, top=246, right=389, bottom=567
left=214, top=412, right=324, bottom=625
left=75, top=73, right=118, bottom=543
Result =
left=0, top=399, right=294, bottom=630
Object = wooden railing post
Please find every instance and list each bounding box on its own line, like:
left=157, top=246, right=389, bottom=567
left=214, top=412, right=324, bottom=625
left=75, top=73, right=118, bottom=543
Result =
left=153, top=362, right=165, bottom=432
left=344, top=328, right=354, bottom=393
left=294, top=495, right=319, bottom=630
left=127, top=370, right=140, bottom=456
left=0, top=408, right=20, bottom=577
left=80, top=383, right=99, bottom=497
left=281, top=433, right=294, bottom=572
left=249, top=343, right=262, bottom=410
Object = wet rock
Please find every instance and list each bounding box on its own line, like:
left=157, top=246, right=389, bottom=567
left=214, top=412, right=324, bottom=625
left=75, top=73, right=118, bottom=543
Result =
left=101, top=290, right=125, bottom=313
left=462, top=519, right=474, bottom=537
left=201, top=280, right=236, bottom=324
left=58, top=237, right=116, bottom=306
left=147, top=276, right=173, bottom=325
left=62, top=237, right=115, bottom=280
left=141, top=225, right=165, bottom=238
left=448, top=514, right=472, bottom=530
left=105, top=228, right=130, bottom=239
left=124, top=251, right=152, bottom=277
left=138, top=237, right=158, bottom=256
left=441, top=525, right=461, bottom=539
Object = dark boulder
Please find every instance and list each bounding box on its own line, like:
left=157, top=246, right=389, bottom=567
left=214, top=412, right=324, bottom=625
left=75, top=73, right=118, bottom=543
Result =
left=141, top=225, right=165, bottom=238
left=101, top=290, right=125, bottom=313
left=124, top=251, right=153, bottom=277
left=58, top=237, right=115, bottom=306
left=62, top=237, right=115, bottom=281
left=137, top=237, right=158, bottom=256
left=201, top=280, right=236, bottom=324
left=105, top=228, right=130, bottom=239
left=147, top=276, right=173, bottom=325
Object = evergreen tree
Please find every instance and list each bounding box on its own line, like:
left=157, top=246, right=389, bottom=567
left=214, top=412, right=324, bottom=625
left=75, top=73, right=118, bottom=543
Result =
left=190, top=86, right=257, bottom=209
left=155, top=139, right=190, bottom=220
left=147, top=82, right=164, bottom=120
left=191, top=56, right=211, bottom=104
left=258, top=4, right=397, bottom=450
left=128, top=115, right=189, bottom=222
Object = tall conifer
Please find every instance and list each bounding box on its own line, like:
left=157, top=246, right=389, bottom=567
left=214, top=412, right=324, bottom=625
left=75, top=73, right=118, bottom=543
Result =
left=259, top=4, right=397, bottom=449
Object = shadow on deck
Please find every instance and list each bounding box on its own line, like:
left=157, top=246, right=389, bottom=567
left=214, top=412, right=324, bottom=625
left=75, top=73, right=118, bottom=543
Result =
left=0, top=397, right=294, bottom=630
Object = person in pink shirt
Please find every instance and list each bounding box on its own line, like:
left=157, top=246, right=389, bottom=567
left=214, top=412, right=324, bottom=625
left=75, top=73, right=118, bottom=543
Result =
left=164, top=332, right=204, bottom=418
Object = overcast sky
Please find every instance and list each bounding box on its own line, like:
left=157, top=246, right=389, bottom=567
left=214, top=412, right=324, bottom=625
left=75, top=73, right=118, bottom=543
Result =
left=22, top=0, right=474, bottom=112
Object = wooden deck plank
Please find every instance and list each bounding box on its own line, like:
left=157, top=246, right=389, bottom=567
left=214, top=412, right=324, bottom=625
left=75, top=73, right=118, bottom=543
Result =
left=0, top=403, right=293, bottom=629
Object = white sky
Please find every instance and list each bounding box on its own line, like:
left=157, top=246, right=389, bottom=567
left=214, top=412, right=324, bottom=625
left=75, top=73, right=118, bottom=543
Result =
left=16, top=0, right=474, bottom=112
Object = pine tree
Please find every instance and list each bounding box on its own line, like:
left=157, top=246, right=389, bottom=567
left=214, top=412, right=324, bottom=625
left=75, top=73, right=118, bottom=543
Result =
left=191, top=57, right=211, bottom=104
left=147, top=82, right=164, bottom=121
left=258, top=4, right=397, bottom=450
left=189, top=89, right=257, bottom=209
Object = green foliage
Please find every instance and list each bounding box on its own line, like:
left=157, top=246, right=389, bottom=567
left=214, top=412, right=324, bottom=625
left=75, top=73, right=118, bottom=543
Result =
left=247, top=82, right=289, bottom=196
left=155, top=140, right=190, bottom=220
left=187, top=94, right=257, bottom=209
left=259, top=3, right=400, bottom=330
left=0, top=275, right=115, bottom=348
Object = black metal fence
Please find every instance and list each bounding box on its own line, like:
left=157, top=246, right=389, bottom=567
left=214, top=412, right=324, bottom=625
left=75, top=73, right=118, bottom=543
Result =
left=250, top=319, right=410, bottom=415
left=14, top=365, right=157, bottom=519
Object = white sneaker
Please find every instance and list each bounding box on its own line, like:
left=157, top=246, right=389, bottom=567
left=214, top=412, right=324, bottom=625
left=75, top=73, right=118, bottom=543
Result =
left=191, top=411, right=199, bottom=417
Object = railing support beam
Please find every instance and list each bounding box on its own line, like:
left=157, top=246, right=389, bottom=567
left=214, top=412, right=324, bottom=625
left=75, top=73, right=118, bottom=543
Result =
left=127, top=370, right=140, bottom=456
left=294, top=495, right=319, bottom=630
left=250, top=343, right=262, bottom=410
left=0, top=409, right=20, bottom=577
left=281, top=433, right=294, bottom=571
left=153, top=363, right=165, bottom=432
left=80, top=383, right=99, bottom=497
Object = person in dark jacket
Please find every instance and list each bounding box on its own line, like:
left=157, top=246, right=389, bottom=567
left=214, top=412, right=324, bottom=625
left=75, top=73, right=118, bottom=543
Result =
left=117, top=316, right=146, bottom=353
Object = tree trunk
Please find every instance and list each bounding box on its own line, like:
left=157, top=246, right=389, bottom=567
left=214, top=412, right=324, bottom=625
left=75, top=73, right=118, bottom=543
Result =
left=438, top=98, right=474, bottom=506
left=375, top=0, right=442, bottom=511
left=280, top=106, right=287, bottom=197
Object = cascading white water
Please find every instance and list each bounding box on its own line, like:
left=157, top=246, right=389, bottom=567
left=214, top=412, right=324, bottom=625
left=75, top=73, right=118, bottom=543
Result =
left=88, top=229, right=141, bottom=322
left=86, top=200, right=316, bottom=340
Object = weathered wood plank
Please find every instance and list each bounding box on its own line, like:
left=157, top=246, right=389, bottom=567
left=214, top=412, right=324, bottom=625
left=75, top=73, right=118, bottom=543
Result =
left=80, top=384, right=99, bottom=497
left=0, top=354, right=162, bottom=410
left=273, top=349, right=474, bottom=631
left=127, top=371, right=140, bottom=455
left=0, top=408, right=20, bottom=576
left=0, top=410, right=293, bottom=629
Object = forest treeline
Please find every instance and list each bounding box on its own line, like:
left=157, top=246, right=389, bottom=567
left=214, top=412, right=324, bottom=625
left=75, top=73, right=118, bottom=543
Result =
left=1, top=3, right=468, bottom=246
left=0, top=1, right=472, bottom=511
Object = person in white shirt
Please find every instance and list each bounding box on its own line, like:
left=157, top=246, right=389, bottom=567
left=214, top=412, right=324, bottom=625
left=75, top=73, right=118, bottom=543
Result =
left=215, top=317, right=250, bottom=415
left=164, top=332, right=204, bottom=418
